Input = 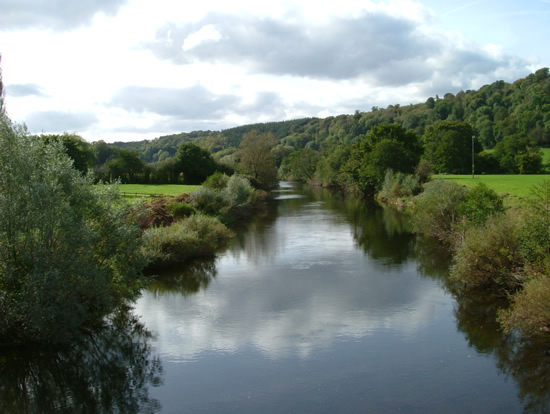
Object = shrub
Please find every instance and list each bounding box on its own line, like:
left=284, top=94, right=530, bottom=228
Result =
left=456, top=182, right=505, bottom=227
left=203, top=171, right=229, bottom=190
left=379, top=170, right=422, bottom=200
left=166, top=200, right=196, bottom=219
left=519, top=180, right=550, bottom=268
left=142, top=215, right=233, bottom=266
left=188, top=187, right=224, bottom=215
left=498, top=274, right=550, bottom=336
left=222, top=174, right=253, bottom=206
left=415, top=159, right=433, bottom=184
left=450, top=212, right=523, bottom=291
left=412, top=180, right=468, bottom=242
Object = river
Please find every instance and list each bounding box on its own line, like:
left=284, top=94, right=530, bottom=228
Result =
left=1, top=182, right=548, bottom=413
left=134, top=182, right=548, bottom=413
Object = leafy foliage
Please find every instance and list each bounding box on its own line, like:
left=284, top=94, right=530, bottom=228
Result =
left=202, top=171, right=229, bottom=190
left=280, top=148, right=320, bottom=182
left=456, top=182, right=505, bottom=227
left=378, top=170, right=422, bottom=200
left=412, top=180, right=468, bottom=242
left=141, top=215, right=233, bottom=267
left=450, top=212, right=524, bottom=290
left=498, top=274, right=550, bottom=336
left=176, top=142, right=218, bottom=184
left=342, top=123, right=422, bottom=195
left=0, top=115, right=146, bottom=344
left=493, top=134, right=542, bottom=173
left=238, top=129, right=278, bottom=189
left=41, top=133, right=95, bottom=174
left=91, top=68, right=550, bottom=184
left=423, top=120, right=481, bottom=173
left=166, top=200, right=196, bottom=219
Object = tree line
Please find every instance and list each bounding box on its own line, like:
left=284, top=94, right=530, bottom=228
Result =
left=58, top=67, right=549, bottom=188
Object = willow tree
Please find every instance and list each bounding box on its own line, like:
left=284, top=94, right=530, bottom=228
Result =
left=238, top=129, right=278, bottom=188
left=0, top=114, right=147, bottom=344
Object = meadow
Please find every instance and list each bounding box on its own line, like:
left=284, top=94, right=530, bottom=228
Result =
left=438, top=174, right=549, bottom=198
left=118, top=184, right=200, bottom=199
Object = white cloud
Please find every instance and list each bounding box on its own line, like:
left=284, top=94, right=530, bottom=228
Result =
left=0, top=0, right=544, bottom=142
left=182, top=24, right=222, bottom=51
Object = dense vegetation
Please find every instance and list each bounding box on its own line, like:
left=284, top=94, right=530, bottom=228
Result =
left=3, top=60, right=550, bottom=343
left=400, top=177, right=550, bottom=338
left=71, top=67, right=549, bottom=185
left=0, top=114, right=147, bottom=345
left=33, top=68, right=548, bottom=190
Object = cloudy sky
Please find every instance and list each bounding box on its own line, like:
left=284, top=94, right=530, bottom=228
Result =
left=1, top=0, right=549, bottom=143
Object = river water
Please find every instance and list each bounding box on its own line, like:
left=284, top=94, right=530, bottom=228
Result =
left=133, top=182, right=548, bottom=413
left=1, top=182, right=548, bottom=413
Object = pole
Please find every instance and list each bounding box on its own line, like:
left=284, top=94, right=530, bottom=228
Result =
left=472, top=135, right=475, bottom=179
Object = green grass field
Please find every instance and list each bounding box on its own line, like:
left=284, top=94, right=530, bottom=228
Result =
left=438, top=174, right=549, bottom=198
left=118, top=184, right=200, bottom=199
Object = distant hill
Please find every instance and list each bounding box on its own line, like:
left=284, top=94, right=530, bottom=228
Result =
left=110, top=68, right=550, bottom=164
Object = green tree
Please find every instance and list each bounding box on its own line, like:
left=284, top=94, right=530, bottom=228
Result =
left=93, top=140, right=118, bottom=166
left=238, top=129, right=278, bottom=188
left=107, top=149, right=147, bottom=183
left=456, top=182, right=505, bottom=227
left=176, top=142, right=217, bottom=184
left=282, top=148, right=320, bottom=182
left=0, top=114, right=147, bottom=344
left=493, top=134, right=542, bottom=174
left=423, top=121, right=481, bottom=173
left=342, top=123, right=422, bottom=196
left=41, top=133, right=95, bottom=174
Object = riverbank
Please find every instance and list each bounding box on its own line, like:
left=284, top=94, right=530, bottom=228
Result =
left=377, top=175, right=550, bottom=340
left=138, top=173, right=269, bottom=270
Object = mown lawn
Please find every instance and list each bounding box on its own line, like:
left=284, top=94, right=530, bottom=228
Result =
left=118, top=184, right=200, bottom=199
left=438, top=174, right=550, bottom=198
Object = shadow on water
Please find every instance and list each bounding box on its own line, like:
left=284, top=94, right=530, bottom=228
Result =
left=0, top=310, right=163, bottom=414
left=146, top=258, right=218, bottom=297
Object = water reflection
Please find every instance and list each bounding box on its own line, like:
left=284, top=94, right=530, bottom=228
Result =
left=413, top=233, right=550, bottom=413
left=136, top=184, right=444, bottom=362
left=147, top=258, right=218, bottom=297
left=135, top=182, right=550, bottom=412
left=0, top=310, right=162, bottom=414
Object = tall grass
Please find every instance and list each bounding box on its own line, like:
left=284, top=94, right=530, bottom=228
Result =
left=142, top=215, right=233, bottom=267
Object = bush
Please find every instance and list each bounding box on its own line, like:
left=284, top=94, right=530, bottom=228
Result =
left=450, top=212, right=523, bottom=291
left=415, top=159, right=433, bottom=184
left=166, top=200, right=196, bottom=219
left=203, top=171, right=229, bottom=190
left=188, top=187, right=224, bottom=216
left=412, top=180, right=468, bottom=242
left=142, top=215, right=233, bottom=266
left=222, top=174, right=253, bottom=206
left=379, top=170, right=422, bottom=200
left=519, top=180, right=550, bottom=268
left=456, top=182, right=505, bottom=227
left=0, top=115, right=146, bottom=344
left=498, top=274, right=550, bottom=336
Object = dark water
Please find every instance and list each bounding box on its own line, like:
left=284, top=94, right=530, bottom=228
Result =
left=1, top=182, right=549, bottom=413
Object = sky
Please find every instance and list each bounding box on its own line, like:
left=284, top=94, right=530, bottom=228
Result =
left=1, top=0, right=549, bottom=143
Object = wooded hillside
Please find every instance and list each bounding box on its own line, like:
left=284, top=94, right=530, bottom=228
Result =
left=108, top=67, right=550, bottom=164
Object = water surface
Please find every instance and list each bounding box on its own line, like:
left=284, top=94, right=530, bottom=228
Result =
left=133, top=182, right=549, bottom=413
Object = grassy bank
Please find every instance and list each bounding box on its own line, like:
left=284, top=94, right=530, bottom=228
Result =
left=139, top=174, right=268, bottom=269
left=438, top=174, right=549, bottom=198
left=119, top=184, right=200, bottom=199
